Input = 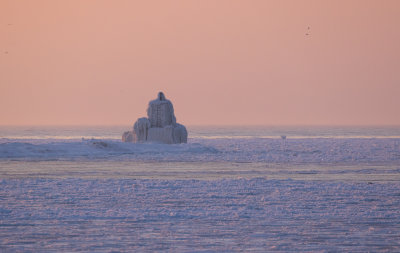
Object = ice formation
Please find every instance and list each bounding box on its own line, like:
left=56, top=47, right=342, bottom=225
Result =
left=122, top=131, right=135, bottom=142
left=134, top=117, right=150, bottom=142
left=122, top=92, right=188, bottom=144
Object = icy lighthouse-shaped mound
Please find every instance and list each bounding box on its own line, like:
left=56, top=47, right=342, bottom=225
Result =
left=122, top=92, right=188, bottom=144
left=148, top=92, right=176, bottom=128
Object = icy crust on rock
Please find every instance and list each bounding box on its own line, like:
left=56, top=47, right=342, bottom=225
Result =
left=0, top=137, right=399, bottom=164
left=1, top=178, right=400, bottom=252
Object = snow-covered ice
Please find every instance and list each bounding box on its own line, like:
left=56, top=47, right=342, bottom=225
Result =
left=0, top=137, right=399, bottom=165
left=1, top=178, right=399, bottom=252
left=0, top=126, right=399, bottom=251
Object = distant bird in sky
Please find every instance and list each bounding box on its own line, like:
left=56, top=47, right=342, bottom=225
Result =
left=306, top=26, right=310, bottom=36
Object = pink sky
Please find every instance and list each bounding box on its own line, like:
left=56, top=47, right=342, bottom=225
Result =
left=1, top=0, right=399, bottom=126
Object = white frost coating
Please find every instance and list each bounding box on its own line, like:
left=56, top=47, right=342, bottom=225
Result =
left=147, top=126, right=174, bottom=144
left=147, top=92, right=176, bottom=128
left=122, top=92, right=187, bottom=144
left=133, top=117, right=150, bottom=142
left=173, top=123, right=188, bottom=143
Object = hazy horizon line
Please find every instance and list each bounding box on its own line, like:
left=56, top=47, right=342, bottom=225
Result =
left=1, top=124, right=399, bottom=128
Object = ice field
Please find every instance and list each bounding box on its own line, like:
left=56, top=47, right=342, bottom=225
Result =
left=2, top=178, right=400, bottom=252
left=1, top=126, right=399, bottom=251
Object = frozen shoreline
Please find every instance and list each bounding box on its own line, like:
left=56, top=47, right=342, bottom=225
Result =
left=1, top=137, right=399, bottom=165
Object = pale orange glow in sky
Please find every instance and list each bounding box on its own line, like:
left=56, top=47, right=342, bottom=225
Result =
left=1, top=0, right=399, bottom=126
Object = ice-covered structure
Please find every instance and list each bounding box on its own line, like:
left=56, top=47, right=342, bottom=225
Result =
left=122, top=92, right=188, bottom=144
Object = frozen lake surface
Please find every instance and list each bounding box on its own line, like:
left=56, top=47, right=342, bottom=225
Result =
left=1, top=126, right=399, bottom=251
left=1, top=178, right=400, bottom=252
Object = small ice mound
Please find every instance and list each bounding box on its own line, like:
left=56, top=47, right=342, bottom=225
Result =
left=122, top=92, right=188, bottom=144
left=122, top=131, right=135, bottom=142
left=83, top=138, right=114, bottom=150
left=90, top=141, right=109, bottom=149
